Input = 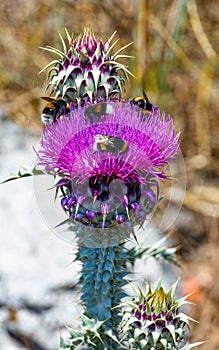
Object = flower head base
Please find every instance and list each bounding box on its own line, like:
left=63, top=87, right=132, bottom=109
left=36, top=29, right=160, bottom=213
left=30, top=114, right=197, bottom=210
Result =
left=37, top=101, right=179, bottom=246
left=121, top=280, right=197, bottom=350
left=54, top=164, right=159, bottom=247
left=57, top=173, right=157, bottom=228
left=40, top=26, right=133, bottom=104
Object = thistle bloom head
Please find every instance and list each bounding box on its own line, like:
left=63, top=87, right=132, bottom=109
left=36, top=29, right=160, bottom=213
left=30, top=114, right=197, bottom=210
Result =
left=121, top=280, right=198, bottom=350
left=40, top=26, right=132, bottom=104
left=37, top=101, right=179, bottom=246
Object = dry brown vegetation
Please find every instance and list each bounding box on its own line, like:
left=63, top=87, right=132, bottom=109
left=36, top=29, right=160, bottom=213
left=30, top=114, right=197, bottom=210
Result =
left=1, top=1, right=219, bottom=349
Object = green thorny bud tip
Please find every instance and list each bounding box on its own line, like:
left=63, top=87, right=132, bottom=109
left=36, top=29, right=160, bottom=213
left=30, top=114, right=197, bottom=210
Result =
left=39, top=26, right=134, bottom=105
left=121, top=279, right=204, bottom=350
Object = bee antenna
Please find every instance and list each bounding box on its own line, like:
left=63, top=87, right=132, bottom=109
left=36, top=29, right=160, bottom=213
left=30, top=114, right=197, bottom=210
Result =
left=41, top=96, right=56, bottom=102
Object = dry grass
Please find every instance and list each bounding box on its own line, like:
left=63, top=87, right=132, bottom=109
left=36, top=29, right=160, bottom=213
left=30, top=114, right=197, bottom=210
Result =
left=1, top=0, right=219, bottom=348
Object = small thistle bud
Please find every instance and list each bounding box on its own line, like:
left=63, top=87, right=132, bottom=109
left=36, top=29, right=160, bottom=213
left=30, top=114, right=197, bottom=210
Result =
left=40, top=26, right=133, bottom=104
left=121, top=280, right=201, bottom=350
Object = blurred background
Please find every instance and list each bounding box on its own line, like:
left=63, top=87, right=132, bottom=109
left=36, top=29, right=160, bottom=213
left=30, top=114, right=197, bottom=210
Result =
left=0, top=0, right=219, bottom=349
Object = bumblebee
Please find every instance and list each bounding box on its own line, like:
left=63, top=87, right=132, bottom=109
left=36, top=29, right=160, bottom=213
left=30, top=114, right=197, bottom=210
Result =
left=41, top=97, right=70, bottom=125
left=130, top=90, right=153, bottom=117
left=84, top=102, right=114, bottom=124
left=93, top=134, right=129, bottom=155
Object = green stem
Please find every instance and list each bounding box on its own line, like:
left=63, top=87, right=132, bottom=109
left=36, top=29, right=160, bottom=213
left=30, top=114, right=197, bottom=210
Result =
left=78, top=244, right=129, bottom=349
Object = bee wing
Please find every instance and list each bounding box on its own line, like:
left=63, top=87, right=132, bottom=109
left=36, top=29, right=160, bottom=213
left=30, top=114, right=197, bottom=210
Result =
left=108, top=138, right=116, bottom=146
left=104, top=103, right=114, bottom=115
left=142, top=90, right=150, bottom=103
left=94, top=102, right=114, bottom=115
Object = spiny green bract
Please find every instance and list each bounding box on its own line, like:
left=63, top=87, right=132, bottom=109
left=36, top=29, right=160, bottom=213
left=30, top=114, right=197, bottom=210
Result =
left=40, top=26, right=133, bottom=105
left=121, top=280, right=204, bottom=350
left=59, top=314, right=104, bottom=349
left=59, top=314, right=123, bottom=350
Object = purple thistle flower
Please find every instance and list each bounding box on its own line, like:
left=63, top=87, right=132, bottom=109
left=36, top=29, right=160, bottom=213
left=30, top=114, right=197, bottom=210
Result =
left=37, top=101, right=179, bottom=245
left=38, top=102, right=179, bottom=180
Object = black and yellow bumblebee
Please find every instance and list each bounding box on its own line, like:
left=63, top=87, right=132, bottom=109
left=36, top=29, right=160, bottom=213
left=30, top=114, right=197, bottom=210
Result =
left=93, top=134, right=129, bottom=155
left=130, top=90, right=154, bottom=118
left=41, top=97, right=70, bottom=125
left=84, top=102, right=114, bottom=124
